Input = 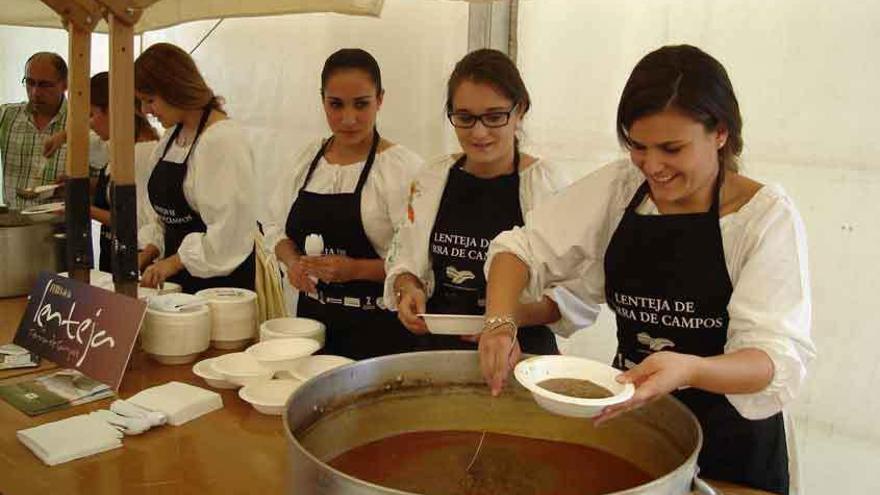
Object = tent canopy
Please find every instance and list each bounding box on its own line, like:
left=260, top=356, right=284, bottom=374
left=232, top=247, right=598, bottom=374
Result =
left=1, top=0, right=384, bottom=33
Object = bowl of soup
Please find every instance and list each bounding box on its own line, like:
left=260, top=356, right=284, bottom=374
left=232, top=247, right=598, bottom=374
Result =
left=514, top=355, right=634, bottom=418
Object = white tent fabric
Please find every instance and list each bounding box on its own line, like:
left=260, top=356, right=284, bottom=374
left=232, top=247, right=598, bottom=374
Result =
left=1, top=0, right=384, bottom=33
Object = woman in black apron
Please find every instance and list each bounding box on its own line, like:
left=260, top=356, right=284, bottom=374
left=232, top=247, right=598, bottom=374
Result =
left=134, top=43, right=255, bottom=293
left=269, top=49, right=423, bottom=360
left=390, top=49, right=563, bottom=354
left=479, top=45, right=814, bottom=494
left=85, top=72, right=158, bottom=272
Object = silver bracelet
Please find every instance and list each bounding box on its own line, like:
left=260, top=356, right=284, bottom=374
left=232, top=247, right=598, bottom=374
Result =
left=483, top=315, right=518, bottom=335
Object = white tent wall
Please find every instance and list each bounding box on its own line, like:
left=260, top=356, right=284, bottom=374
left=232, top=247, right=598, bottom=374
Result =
left=141, top=0, right=469, bottom=214
left=517, top=0, right=880, bottom=493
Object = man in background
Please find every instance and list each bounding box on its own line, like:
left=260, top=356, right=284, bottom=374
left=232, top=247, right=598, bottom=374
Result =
left=0, top=52, right=68, bottom=209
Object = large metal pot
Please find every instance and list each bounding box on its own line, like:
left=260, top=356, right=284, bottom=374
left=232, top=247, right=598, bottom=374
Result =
left=284, top=351, right=716, bottom=494
left=0, top=208, right=64, bottom=297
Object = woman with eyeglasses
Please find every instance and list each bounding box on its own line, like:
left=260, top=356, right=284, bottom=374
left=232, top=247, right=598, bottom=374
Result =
left=263, top=48, right=424, bottom=360
left=135, top=43, right=256, bottom=293
left=384, top=49, right=572, bottom=353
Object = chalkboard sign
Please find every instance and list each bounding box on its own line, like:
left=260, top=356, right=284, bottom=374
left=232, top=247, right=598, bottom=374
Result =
left=13, top=272, right=146, bottom=390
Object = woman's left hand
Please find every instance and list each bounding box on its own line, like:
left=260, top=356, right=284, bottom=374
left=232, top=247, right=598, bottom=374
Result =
left=593, top=351, right=702, bottom=426
left=141, top=255, right=184, bottom=288
left=299, top=255, right=356, bottom=283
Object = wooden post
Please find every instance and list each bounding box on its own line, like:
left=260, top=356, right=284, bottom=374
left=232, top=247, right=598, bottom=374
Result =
left=64, top=23, right=93, bottom=284
left=108, top=12, right=138, bottom=298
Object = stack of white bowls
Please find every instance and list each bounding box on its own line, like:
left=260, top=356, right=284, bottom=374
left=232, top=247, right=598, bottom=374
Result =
left=195, top=287, right=258, bottom=350
left=259, top=317, right=326, bottom=349
left=140, top=293, right=211, bottom=364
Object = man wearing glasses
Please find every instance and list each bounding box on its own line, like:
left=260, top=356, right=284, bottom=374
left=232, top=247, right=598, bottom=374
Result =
left=0, top=52, right=68, bottom=209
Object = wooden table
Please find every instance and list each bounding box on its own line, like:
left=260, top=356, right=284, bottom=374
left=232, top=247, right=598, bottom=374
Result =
left=0, top=296, right=287, bottom=495
left=0, top=296, right=772, bottom=495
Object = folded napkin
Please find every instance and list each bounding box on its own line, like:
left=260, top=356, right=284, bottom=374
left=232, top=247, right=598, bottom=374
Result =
left=17, top=413, right=123, bottom=466
left=125, top=381, right=222, bottom=426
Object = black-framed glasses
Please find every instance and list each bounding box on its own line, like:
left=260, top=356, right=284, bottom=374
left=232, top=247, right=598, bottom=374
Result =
left=22, top=77, right=60, bottom=89
left=447, top=105, right=517, bottom=129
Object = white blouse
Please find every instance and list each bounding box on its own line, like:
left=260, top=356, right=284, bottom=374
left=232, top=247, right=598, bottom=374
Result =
left=263, top=138, right=425, bottom=259
left=137, top=120, right=256, bottom=278
left=487, top=159, right=817, bottom=420
left=383, top=153, right=574, bottom=333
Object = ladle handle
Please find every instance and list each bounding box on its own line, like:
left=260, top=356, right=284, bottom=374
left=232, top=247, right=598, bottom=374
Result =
left=692, top=476, right=719, bottom=494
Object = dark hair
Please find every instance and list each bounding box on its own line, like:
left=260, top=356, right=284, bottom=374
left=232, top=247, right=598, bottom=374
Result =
left=617, top=44, right=743, bottom=172
left=25, top=52, right=68, bottom=81
left=135, top=43, right=224, bottom=112
left=320, top=48, right=382, bottom=97
left=91, top=72, right=158, bottom=140
left=445, top=49, right=531, bottom=116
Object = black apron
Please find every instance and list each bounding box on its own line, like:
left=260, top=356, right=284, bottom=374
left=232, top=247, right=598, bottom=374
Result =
left=147, top=108, right=255, bottom=294
left=604, top=176, right=789, bottom=494
left=285, top=130, right=417, bottom=360
left=94, top=166, right=112, bottom=272
left=425, top=154, right=558, bottom=354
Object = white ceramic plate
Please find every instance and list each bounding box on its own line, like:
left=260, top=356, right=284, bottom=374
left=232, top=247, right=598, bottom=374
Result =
left=417, top=313, right=484, bottom=335
left=21, top=201, right=64, bottom=215
left=239, top=379, right=302, bottom=415
left=514, top=355, right=634, bottom=418
left=245, top=338, right=320, bottom=372
left=211, top=352, right=273, bottom=387
left=192, top=356, right=237, bottom=389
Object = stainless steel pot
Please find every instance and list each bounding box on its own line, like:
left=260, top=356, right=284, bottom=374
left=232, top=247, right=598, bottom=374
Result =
left=0, top=209, right=64, bottom=297
left=284, top=351, right=716, bottom=494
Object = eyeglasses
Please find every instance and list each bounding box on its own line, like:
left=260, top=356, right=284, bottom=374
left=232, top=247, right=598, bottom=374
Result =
left=22, top=77, right=60, bottom=89
left=447, top=105, right=517, bottom=129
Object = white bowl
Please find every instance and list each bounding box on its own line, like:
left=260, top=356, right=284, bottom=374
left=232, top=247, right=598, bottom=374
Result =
left=418, top=313, right=484, bottom=335
left=259, top=317, right=325, bottom=348
left=141, top=294, right=211, bottom=365
left=138, top=282, right=183, bottom=301
left=238, top=379, right=302, bottom=415
left=195, top=287, right=258, bottom=350
left=192, top=356, right=237, bottom=389
left=245, top=338, right=321, bottom=372
left=286, top=355, right=355, bottom=382
left=514, top=355, right=634, bottom=418
left=211, top=352, right=273, bottom=387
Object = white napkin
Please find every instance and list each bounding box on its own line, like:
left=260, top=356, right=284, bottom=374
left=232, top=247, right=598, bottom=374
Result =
left=17, top=413, right=123, bottom=466
left=125, top=381, right=222, bottom=426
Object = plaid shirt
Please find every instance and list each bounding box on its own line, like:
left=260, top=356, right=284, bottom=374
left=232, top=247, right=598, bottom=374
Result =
left=0, top=100, right=68, bottom=209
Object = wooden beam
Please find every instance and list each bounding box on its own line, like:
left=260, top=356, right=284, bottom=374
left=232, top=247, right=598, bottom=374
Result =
left=99, top=0, right=144, bottom=26
left=108, top=12, right=138, bottom=297
left=41, top=0, right=102, bottom=31
left=108, top=15, right=135, bottom=186
left=64, top=22, right=94, bottom=284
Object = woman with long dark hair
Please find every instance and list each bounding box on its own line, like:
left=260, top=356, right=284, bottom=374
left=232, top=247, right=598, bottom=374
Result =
left=263, top=48, right=424, bottom=359
left=86, top=71, right=159, bottom=272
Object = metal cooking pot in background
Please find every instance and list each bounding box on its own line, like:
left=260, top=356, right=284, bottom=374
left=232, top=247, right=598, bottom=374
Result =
left=0, top=208, right=64, bottom=297
left=284, top=351, right=717, bottom=495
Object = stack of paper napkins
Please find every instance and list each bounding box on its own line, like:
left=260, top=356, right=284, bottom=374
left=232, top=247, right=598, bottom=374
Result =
left=17, top=413, right=123, bottom=466
left=126, top=381, right=222, bottom=426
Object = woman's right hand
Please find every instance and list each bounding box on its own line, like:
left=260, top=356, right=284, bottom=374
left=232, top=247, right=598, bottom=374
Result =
left=286, top=257, right=317, bottom=294
left=397, top=285, right=428, bottom=334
